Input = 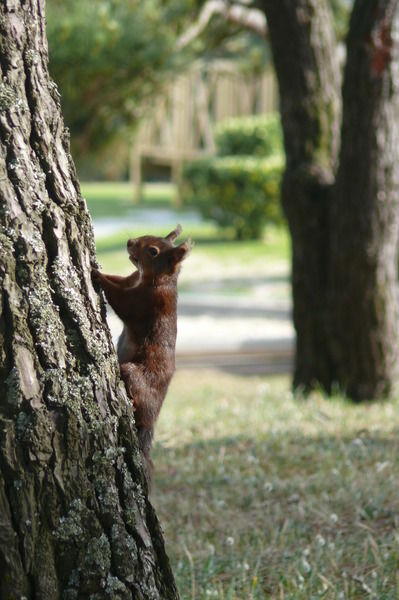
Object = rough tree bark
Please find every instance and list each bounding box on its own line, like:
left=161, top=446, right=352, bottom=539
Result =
left=0, top=1, right=179, bottom=598
left=260, top=0, right=399, bottom=399
left=330, top=0, right=399, bottom=400
left=258, top=0, right=342, bottom=391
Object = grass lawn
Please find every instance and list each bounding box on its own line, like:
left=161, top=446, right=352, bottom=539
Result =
left=152, top=370, right=399, bottom=599
left=81, top=181, right=176, bottom=217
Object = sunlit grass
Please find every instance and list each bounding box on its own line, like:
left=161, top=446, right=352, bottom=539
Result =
left=152, top=370, right=399, bottom=599
left=81, top=181, right=176, bottom=217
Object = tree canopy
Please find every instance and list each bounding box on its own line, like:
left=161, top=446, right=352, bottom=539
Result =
left=46, top=0, right=190, bottom=157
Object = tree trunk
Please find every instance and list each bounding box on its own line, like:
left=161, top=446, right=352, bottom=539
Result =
left=330, top=0, right=399, bottom=400
left=260, top=0, right=399, bottom=400
left=258, top=0, right=342, bottom=391
left=0, top=1, right=179, bottom=598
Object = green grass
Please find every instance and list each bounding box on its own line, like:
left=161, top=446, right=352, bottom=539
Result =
left=152, top=371, right=399, bottom=599
left=81, top=181, right=176, bottom=218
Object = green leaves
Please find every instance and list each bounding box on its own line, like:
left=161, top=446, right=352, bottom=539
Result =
left=215, top=112, right=283, bottom=158
left=181, top=113, right=285, bottom=240
left=46, top=0, right=181, bottom=156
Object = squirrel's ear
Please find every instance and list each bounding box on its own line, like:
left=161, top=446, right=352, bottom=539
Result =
left=173, top=238, right=193, bottom=264
left=165, top=224, right=182, bottom=243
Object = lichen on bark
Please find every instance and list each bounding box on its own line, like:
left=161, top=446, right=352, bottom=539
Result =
left=0, top=1, right=179, bottom=597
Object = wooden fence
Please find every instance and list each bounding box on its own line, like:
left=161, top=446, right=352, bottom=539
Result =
left=130, top=60, right=278, bottom=200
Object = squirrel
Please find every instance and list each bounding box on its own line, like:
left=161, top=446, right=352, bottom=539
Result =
left=91, top=224, right=191, bottom=483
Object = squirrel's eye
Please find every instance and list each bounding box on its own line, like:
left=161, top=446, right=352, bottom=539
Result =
left=148, top=246, right=159, bottom=257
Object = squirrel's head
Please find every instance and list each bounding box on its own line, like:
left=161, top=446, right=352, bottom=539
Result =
left=127, top=224, right=192, bottom=279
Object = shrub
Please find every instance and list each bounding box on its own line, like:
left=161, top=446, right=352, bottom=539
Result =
left=181, top=155, right=284, bottom=240
left=181, top=113, right=285, bottom=239
left=215, top=112, right=283, bottom=158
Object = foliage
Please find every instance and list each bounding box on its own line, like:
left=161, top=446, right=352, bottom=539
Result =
left=46, top=0, right=188, bottom=157
left=45, top=0, right=351, bottom=169
left=181, top=113, right=284, bottom=239
left=215, top=112, right=283, bottom=157
left=182, top=155, right=283, bottom=239
left=330, top=0, right=353, bottom=40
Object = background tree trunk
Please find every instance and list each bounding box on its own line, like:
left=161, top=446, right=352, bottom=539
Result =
left=261, top=0, right=399, bottom=400
left=0, top=1, right=179, bottom=598
left=259, top=0, right=342, bottom=391
left=330, top=0, right=399, bottom=400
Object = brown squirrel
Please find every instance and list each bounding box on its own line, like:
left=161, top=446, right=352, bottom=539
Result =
left=91, top=224, right=191, bottom=481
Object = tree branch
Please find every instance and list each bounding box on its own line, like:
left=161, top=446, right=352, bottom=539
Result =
left=177, top=0, right=267, bottom=49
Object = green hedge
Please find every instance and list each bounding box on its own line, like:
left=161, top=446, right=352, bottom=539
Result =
left=181, top=113, right=285, bottom=239
left=181, top=155, right=284, bottom=240
left=215, top=112, right=283, bottom=158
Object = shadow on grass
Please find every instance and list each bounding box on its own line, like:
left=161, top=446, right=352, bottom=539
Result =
left=152, top=429, right=399, bottom=598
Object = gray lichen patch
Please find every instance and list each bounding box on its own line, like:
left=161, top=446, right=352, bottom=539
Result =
left=91, top=451, right=132, bottom=521
left=40, top=368, right=68, bottom=406
left=24, top=48, right=40, bottom=67
left=94, top=476, right=120, bottom=515
left=5, top=367, right=23, bottom=407
left=40, top=368, right=95, bottom=425
left=63, top=374, right=95, bottom=420
left=51, top=256, right=109, bottom=362
left=84, top=532, right=112, bottom=576
left=53, top=498, right=102, bottom=546
left=110, top=522, right=138, bottom=583
left=15, top=410, right=32, bottom=440
left=0, top=227, right=16, bottom=256
left=40, top=366, right=113, bottom=434
left=53, top=499, right=84, bottom=543
left=121, top=465, right=145, bottom=514
left=0, top=80, right=16, bottom=112
left=28, top=286, right=67, bottom=369
left=17, top=223, right=46, bottom=260
left=105, top=574, right=129, bottom=598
